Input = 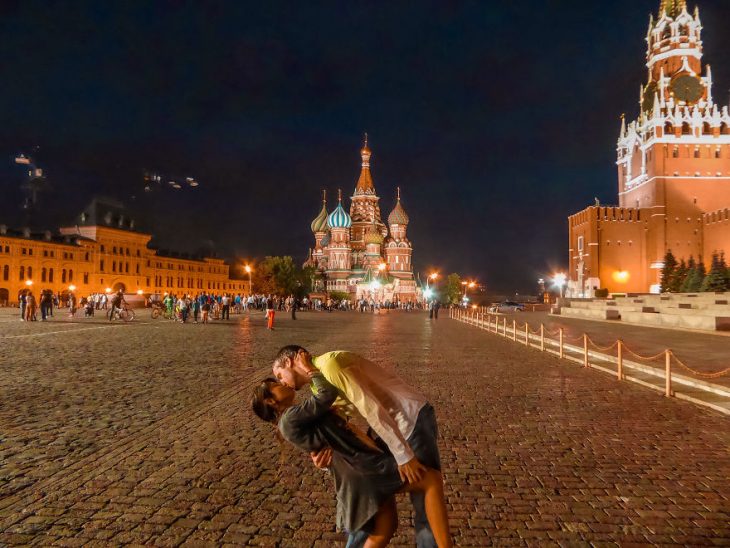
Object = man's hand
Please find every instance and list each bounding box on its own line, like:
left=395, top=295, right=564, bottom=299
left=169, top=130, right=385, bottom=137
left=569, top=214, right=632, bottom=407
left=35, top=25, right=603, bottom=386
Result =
left=310, top=447, right=332, bottom=469
left=398, top=457, right=427, bottom=484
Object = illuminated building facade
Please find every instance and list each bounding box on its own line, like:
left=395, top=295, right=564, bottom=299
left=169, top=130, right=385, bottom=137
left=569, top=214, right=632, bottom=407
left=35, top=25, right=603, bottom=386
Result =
left=0, top=198, right=246, bottom=305
left=568, top=0, right=730, bottom=295
left=305, top=137, right=418, bottom=301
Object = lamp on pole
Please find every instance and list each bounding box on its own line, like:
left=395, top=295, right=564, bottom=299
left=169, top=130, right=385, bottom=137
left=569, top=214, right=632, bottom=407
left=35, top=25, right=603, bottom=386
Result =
left=461, top=280, right=476, bottom=307
left=244, top=265, right=252, bottom=295
left=553, top=273, right=567, bottom=298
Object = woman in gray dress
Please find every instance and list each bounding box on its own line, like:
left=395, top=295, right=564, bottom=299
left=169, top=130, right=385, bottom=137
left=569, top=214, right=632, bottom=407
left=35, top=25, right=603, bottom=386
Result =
left=251, top=372, right=452, bottom=547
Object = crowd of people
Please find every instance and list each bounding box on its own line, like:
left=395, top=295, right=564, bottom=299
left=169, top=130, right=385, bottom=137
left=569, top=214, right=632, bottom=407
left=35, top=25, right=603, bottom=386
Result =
left=16, top=289, right=427, bottom=326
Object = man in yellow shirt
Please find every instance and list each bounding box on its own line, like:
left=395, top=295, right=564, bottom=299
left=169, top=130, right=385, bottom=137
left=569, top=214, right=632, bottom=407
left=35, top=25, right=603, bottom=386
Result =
left=272, top=345, right=442, bottom=548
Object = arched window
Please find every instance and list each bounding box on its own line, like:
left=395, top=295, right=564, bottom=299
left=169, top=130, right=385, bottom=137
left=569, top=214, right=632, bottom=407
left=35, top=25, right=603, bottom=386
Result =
left=49, top=268, right=54, bottom=282
left=42, top=268, right=47, bottom=282
left=682, top=123, right=692, bottom=135
left=27, top=266, right=32, bottom=279
left=68, top=270, right=73, bottom=282
left=62, top=269, right=66, bottom=283
left=19, top=266, right=25, bottom=281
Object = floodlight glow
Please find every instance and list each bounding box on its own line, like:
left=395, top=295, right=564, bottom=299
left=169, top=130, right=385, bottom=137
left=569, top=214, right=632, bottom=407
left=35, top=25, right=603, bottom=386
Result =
left=68, top=285, right=76, bottom=291
left=25, top=280, right=33, bottom=286
left=423, top=288, right=433, bottom=299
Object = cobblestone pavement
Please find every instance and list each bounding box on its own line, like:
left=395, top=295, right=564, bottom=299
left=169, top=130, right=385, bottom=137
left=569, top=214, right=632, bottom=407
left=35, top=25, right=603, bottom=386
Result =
left=0, top=309, right=729, bottom=546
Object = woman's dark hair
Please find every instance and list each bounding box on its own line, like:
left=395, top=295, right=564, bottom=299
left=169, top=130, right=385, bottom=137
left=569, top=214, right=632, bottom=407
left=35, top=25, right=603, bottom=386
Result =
left=251, top=377, right=281, bottom=424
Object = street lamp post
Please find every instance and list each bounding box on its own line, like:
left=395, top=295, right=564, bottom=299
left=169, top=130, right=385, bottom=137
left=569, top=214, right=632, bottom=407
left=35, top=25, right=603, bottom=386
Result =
left=244, top=265, right=252, bottom=295
left=553, top=273, right=567, bottom=298
left=461, top=280, right=476, bottom=307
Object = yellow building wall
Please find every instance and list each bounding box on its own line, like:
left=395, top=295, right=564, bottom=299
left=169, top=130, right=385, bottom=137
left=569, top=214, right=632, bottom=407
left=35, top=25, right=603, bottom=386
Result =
left=0, top=225, right=246, bottom=305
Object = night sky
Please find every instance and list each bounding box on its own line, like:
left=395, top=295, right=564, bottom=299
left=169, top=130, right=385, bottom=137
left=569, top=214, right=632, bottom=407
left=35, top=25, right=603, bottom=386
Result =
left=1, top=0, right=729, bottom=293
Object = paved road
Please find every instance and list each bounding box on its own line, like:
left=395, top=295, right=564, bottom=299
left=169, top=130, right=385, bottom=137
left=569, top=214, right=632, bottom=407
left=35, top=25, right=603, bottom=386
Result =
left=491, top=310, right=730, bottom=388
left=0, top=309, right=728, bottom=545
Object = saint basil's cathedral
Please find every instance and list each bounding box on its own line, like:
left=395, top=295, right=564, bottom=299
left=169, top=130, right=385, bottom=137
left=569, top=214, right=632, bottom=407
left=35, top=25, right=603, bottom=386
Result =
left=305, top=137, right=418, bottom=302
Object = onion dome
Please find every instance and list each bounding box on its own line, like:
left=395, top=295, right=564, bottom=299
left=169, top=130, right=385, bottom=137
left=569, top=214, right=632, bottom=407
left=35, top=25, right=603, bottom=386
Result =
left=387, top=187, right=409, bottom=226
left=328, top=189, right=352, bottom=229
left=364, top=223, right=384, bottom=245
left=310, top=191, right=328, bottom=233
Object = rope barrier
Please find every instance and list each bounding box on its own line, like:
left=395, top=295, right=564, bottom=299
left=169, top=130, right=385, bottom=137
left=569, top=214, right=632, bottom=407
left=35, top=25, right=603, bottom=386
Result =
left=621, top=346, right=667, bottom=362
left=586, top=336, right=619, bottom=352
left=671, top=352, right=730, bottom=379
left=452, top=313, right=730, bottom=380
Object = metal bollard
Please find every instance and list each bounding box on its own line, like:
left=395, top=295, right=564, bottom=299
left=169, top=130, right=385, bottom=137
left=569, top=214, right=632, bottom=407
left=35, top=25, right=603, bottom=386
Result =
left=503, top=317, right=507, bottom=336
left=512, top=319, right=517, bottom=341
left=583, top=334, right=589, bottom=368
left=665, top=350, right=672, bottom=397
left=525, top=323, right=529, bottom=346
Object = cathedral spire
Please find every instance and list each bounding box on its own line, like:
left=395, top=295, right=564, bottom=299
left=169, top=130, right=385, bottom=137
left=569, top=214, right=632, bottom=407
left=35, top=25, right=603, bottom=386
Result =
left=659, top=0, right=687, bottom=18
left=354, top=133, right=375, bottom=195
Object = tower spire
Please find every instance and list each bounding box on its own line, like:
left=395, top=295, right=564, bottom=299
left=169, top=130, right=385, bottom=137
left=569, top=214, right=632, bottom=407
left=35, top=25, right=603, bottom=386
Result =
left=354, top=134, right=375, bottom=195
left=659, top=0, right=687, bottom=18
left=338, top=188, right=342, bottom=202
left=322, top=189, right=327, bottom=205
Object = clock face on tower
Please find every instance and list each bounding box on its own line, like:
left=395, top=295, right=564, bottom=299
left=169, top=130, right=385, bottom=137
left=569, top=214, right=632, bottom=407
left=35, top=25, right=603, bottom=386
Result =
left=670, top=75, right=703, bottom=104
left=642, top=81, right=658, bottom=113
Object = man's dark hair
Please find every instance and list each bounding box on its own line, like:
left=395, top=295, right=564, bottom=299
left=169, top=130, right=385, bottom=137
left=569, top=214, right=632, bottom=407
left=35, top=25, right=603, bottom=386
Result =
left=273, top=345, right=308, bottom=369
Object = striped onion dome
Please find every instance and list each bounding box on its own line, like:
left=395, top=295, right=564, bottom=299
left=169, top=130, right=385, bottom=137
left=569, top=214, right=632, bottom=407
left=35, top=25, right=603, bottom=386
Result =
left=310, top=202, right=328, bottom=233
left=387, top=190, right=409, bottom=226
left=328, top=198, right=352, bottom=229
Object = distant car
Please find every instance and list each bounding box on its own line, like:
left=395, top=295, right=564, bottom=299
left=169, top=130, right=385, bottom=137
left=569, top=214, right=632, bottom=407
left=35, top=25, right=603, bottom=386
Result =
left=488, top=301, right=525, bottom=313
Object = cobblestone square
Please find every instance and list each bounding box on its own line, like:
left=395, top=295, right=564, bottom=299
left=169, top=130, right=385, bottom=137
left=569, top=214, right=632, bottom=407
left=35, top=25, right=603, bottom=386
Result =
left=1, top=310, right=729, bottom=546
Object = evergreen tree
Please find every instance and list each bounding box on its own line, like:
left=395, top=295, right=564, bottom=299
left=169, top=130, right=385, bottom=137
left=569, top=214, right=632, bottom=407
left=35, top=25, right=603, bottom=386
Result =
left=660, top=249, right=677, bottom=293
left=671, top=259, right=688, bottom=293
left=686, top=256, right=706, bottom=292
left=702, top=252, right=728, bottom=292
left=680, top=256, right=696, bottom=293
left=720, top=252, right=730, bottom=292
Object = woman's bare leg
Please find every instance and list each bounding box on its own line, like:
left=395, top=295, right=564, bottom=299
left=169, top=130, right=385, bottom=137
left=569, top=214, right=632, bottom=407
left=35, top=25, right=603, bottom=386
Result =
left=402, top=469, right=452, bottom=548
left=364, top=496, right=397, bottom=548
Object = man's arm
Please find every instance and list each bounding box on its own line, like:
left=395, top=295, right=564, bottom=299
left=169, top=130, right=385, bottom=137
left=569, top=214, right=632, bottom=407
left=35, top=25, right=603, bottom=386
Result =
left=330, top=368, right=414, bottom=466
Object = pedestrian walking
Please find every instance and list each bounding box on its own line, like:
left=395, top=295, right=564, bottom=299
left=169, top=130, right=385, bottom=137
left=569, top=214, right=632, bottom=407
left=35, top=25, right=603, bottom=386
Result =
left=266, top=295, right=275, bottom=330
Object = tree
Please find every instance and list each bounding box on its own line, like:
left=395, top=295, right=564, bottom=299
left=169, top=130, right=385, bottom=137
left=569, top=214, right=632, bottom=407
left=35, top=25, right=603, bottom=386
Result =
left=701, top=252, right=729, bottom=292
left=253, top=256, right=313, bottom=298
left=671, top=259, right=688, bottom=293
left=686, top=256, right=706, bottom=292
left=680, top=256, right=697, bottom=293
left=443, top=273, right=462, bottom=305
left=660, top=250, right=677, bottom=293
